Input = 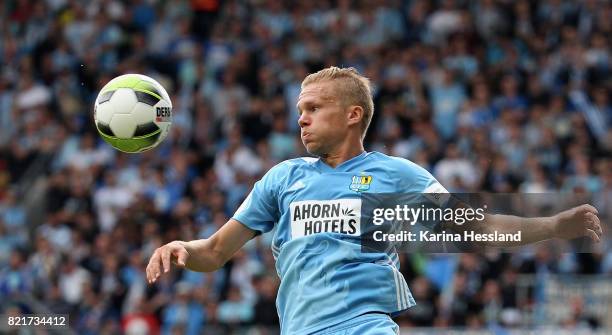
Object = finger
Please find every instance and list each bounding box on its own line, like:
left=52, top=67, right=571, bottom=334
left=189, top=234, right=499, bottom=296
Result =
left=597, top=227, right=603, bottom=239
left=595, top=221, right=603, bottom=238
left=148, top=262, right=158, bottom=284
left=146, top=263, right=151, bottom=283
left=585, top=229, right=600, bottom=243
left=152, top=250, right=164, bottom=280
left=161, top=247, right=172, bottom=273
left=586, top=212, right=602, bottom=235
left=147, top=251, right=161, bottom=283
left=580, top=204, right=598, bottom=215
left=146, top=253, right=154, bottom=282
left=175, top=249, right=188, bottom=267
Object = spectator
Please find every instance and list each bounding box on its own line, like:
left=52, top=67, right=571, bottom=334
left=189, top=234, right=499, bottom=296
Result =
left=58, top=254, right=91, bottom=307
left=0, top=249, right=32, bottom=297
left=253, top=275, right=280, bottom=327
left=217, top=285, right=254, bottom=326
left=94, top=171, right=135, bottom=231
left=433, top=143, right=479, bottom=191
left=0, top=190, right=27, bottom=247
left=0, top=0, right=610, bottom=332
left=161, top=282, right=205, bottom=335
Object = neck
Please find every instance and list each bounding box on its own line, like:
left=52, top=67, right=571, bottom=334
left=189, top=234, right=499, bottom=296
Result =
left=320, top=140, right=365, bottom=168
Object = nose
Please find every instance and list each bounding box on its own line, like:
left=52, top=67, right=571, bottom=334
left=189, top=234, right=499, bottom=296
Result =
left=298, top=113, right=310, bottom=128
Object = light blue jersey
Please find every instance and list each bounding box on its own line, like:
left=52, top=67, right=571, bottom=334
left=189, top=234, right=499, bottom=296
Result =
left=232, top=151, right=445, bottom=334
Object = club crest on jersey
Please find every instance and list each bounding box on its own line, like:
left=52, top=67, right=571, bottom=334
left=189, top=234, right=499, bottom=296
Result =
left=350, top=174, right=372, bottom=192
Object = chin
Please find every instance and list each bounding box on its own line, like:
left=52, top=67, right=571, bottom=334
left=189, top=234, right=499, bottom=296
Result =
left=304, top=143, right=322, bottom=156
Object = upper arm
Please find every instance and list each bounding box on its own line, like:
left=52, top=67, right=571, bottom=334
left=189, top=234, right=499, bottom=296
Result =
left=208, top=218, right=257, bottom=266
left=232, top=163, right=285, bottom=234
left=393, top=157, right=453, bottom=230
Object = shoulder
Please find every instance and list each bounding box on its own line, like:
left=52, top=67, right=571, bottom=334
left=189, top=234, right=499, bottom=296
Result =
left=261, top=156, right=318, bottom=182
left=269, top=156, right=318, bottom=173
left=283, top=156, right=320, bottom=168
left=367, top=152, right=433, bottom=178
left=368, top=152, right=441, bottom=192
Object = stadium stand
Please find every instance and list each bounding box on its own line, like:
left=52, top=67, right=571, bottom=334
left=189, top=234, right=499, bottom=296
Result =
left=0, top=0, right=610, bottom=333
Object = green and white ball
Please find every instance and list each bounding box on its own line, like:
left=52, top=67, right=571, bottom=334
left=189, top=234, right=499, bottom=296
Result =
left=94, top=74, right=172, bottom=153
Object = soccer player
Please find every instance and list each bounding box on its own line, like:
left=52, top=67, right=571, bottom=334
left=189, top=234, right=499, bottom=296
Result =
left=146, top=67, right=603, bottom=334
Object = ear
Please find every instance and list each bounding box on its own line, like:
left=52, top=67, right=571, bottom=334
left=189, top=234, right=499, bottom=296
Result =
left=346, top=105, right=363, bottom=127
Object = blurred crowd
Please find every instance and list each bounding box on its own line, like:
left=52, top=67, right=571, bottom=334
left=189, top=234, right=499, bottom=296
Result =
left=0, top=0, right=611, bottom=333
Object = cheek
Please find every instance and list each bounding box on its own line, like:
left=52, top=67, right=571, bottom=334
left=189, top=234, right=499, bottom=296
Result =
left=314, top=116, right=335, bottom=137
left=328, top=112, right=348, bottom=133
left=310, top=109, right=346, bottom=138
left=320, top=110, right=344, bottom=127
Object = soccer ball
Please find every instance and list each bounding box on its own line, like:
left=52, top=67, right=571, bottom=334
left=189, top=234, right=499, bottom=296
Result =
left=94, top=74, right=172, bottom=153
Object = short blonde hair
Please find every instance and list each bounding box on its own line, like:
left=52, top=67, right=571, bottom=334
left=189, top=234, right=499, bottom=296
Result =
left=301, top=66, right=374, bottom=140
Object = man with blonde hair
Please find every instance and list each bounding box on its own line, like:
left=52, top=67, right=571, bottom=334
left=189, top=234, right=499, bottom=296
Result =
left=147, top=66, right=602, bottom=334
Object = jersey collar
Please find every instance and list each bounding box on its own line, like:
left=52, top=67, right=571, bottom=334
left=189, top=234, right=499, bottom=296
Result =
left=315, top=151, right=369, bottom=172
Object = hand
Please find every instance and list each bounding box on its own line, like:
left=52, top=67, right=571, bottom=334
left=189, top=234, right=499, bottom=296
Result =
left=146, top=240, right=190, bottom=284
left=553, top=204, right=603, bottom=242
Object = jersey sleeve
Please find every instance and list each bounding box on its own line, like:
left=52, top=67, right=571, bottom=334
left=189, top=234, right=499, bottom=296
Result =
left=419, top=174, right=451, bottom=208
left=393, top=157, right=450, bottom=205
left=231, top=164, right=285, bottom=234
left=392, top=157, right=451, bottom=230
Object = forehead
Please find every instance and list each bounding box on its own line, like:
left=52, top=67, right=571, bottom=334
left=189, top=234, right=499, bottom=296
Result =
left=297, top=81, right=339, bottom=106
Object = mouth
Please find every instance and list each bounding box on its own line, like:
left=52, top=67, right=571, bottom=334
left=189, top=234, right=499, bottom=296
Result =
left=301, top=132, right=313, bottom=143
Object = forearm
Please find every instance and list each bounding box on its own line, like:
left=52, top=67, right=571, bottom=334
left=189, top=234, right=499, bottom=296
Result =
left=180, top=239, right=226, bottom=272
left=181, top=219, right=257, bottom=272
left=146, top=219, right=256, bottom=284
left=442, top=203, right=601, bottom=249
left=479, top=213, right=556, bottom=247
